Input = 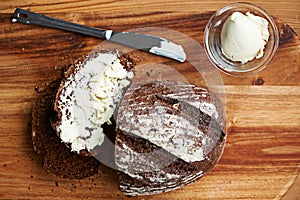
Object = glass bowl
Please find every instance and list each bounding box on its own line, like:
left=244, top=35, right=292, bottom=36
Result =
left=204, top=2, right=279, bottom=76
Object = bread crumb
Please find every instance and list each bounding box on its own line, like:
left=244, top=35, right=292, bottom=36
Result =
left=34, top=86, right=40, bottom=93
left=253, top=77, right=264, bottom=85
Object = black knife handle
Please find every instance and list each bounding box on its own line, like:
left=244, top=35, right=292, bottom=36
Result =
left=12, top=8, right=112, bottom=39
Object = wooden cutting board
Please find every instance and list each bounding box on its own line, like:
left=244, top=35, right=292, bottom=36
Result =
left=0, top=5, right=299, bottom=200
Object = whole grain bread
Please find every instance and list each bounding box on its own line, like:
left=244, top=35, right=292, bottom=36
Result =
left=31, top=53, right=226, bottom=195
left=115, top=81, right=226, bottom=196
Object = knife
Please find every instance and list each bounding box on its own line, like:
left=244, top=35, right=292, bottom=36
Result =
left=12, top=8, right=186, bottom=62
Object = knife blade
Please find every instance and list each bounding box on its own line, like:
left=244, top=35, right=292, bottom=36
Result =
left=12, top=8, right=186, bottom=62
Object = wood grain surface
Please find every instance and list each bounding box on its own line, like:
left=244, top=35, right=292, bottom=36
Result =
left=0, top=0, right=299, bottom=199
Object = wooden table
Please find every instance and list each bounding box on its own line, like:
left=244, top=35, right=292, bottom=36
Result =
left=0, top=0, right=299, bottom=199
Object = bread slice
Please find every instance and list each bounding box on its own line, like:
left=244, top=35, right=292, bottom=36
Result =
left=32, top=51, right=135, bottom=179
left=115, top=81, right=226, bottom=195
left=32, top=79, right=100, bottom=179
left=52, top=50, right=135, bottom=155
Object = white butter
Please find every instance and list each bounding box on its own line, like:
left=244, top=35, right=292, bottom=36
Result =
left=221, top=12, right=270, bottom=63
left=55, top=52, right=133, bottom=153
left=149, top=40, right=186, bottom=63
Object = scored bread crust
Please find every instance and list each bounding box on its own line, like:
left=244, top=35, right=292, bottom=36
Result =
left=115, top=81, right=226, bottom=196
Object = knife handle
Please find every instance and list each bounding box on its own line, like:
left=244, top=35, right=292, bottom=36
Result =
left=12, top=8, right=114, bottom=39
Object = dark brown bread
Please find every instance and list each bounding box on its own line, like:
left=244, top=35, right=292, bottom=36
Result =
left=52, top=51, right=135, bottom=156
left=31, top=51, right=135, bottom=179
left=31, top=52, right=225, bottom=194
left=32, top=79, right=100, bottom=179
left=115, top=81, right=226, bottom=196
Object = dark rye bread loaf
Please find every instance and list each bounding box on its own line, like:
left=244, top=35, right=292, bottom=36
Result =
left=31, top=50, right=226, bottom=195
left=32, top=79, right=101, bottom=179
left=115, top=81, right=226, bottom=196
